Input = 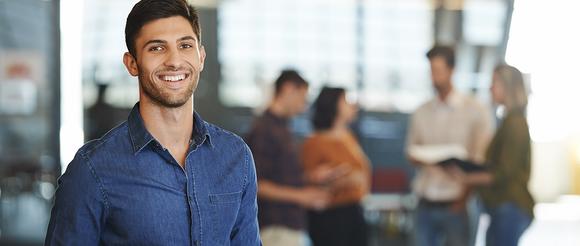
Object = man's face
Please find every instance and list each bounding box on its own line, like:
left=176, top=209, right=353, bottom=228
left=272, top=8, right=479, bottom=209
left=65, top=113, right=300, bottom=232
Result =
left=284, top=84, right=308, bottom=117
left=123, top=16, right=205, bottom=108
left=429, top=56, right=453, bottom=93
left=490, top=72, right=505, bottom=105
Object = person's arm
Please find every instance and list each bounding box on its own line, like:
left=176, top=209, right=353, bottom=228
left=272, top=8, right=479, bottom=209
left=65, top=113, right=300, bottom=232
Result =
left=257, top=180, right=328, bottom=210
left=230, top=146, right=261, bottom=246
left=467, top=172, right=494, bottom=185
left=487, top=116, right=531, bottom=187
left=406, top=112, right=427, bottom=167
left=301, top=136, right=369, bottom=204
left=469, top=102, right=494, bottom=163
left=327, top=136, right=371, bottom=195
left=302, top=137, right=352, bottom=185
left=45, top=152, right=106, bottom=245
left=248, top=129, right=328, bottom=210
left=329, top=168, right=370, bottom=195
left=452, top=116, right=529, bottom=187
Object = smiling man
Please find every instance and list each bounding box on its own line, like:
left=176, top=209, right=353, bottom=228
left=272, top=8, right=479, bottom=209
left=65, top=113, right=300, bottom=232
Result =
left=45, top=0, right=261, bottom=245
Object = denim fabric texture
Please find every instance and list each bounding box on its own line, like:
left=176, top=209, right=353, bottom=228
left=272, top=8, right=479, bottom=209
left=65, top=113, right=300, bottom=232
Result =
left=414, top=203, right=469, bottom=246
left=45, top=103, right=261, bottom=246
left=486, top=202, right=532, bottom=246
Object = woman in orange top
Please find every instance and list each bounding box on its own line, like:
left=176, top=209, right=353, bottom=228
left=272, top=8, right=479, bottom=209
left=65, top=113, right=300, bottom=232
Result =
left=302, top=87, right=371, bottom=246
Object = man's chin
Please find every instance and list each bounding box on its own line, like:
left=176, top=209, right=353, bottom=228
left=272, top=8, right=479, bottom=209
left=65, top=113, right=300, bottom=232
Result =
left=148, top=95, right=191, bottom=109
left=161, top=97, right=191, bottom=108
left=162, top=102, right=187, bottom=108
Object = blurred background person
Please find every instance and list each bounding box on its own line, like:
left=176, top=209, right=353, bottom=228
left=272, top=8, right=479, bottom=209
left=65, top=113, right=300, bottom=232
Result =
left=452, top=64, right=535, bottom=246
left=302, top=86, right=371, bottom=246
left=406, top=45, right=494, bottom=246
left=245, top=70, right=330, bottom=246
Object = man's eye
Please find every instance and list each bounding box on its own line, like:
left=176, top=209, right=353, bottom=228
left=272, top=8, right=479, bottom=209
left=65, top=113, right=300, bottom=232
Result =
left=180, top=44, right=193, bottom=49
left=149, top=46, right=164, bottom=52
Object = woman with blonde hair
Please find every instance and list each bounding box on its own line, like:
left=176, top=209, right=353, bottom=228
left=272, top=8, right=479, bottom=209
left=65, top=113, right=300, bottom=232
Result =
left=453, top=64, right=535, bottom=246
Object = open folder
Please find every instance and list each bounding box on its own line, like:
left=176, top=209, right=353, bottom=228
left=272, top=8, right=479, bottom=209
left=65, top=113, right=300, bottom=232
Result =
left=438, top=158, right=487, bottom=173
left=408, top=144, right=468, bottom=164
left=408, top=144, right=487, bottom=173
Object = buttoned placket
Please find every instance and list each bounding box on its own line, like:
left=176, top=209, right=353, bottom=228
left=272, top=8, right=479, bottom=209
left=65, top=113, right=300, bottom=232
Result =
left=152, top=140, right=201, bottom=246
left=186, top=138, right=203, bottom=246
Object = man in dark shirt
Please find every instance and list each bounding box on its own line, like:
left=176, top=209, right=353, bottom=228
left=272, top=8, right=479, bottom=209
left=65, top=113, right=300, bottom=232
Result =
left=246, top=70, right=329, bottom=246
left=45, top=1, right=260, bottom=245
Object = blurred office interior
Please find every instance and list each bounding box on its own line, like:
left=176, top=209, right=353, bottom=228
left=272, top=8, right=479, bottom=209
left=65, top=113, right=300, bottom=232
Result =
left=1, top=0, right=580, bottom=245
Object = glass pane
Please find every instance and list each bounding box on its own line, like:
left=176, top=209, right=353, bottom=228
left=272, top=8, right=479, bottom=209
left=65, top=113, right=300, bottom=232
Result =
left=218, top=0, right=358, bottom=108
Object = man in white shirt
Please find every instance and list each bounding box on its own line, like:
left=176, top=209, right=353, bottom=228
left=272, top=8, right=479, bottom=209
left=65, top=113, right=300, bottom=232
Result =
left=407, top=46, right=493, bottom=246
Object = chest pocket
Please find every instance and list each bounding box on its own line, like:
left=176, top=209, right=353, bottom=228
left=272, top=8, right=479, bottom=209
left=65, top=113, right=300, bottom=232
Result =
left=209, top=191, right=242, bottom=204
left=209, top=191, right=243, bottom=245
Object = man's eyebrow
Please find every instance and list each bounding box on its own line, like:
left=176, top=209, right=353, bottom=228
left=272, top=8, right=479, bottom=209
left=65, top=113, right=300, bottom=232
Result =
left=178, top=36, right=196, bottom=42
left=143, top=39, right=166, bottom=48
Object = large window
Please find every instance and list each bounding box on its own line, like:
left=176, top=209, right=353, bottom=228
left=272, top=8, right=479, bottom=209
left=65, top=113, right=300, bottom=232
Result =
left=360, top=0, right=434, bottom=111
left=218, top=0, right=434, bottom=111
left=218, top=0, right=509, bottom=112
left=219, top=0, right=433, bottom=111
left=218, top=0, right=358, bottom=108
left=82, top=0, right=139, bottom=108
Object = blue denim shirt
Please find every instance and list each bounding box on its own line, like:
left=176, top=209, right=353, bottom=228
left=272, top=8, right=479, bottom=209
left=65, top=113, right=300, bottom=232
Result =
left=46, top=103, right=261, bottom=246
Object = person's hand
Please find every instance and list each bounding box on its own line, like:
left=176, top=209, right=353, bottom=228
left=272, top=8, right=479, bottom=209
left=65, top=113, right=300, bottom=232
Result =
left=448, top=166, right=468, bottom=213
left=329, top=170, right=366, bottom=190
left=308, top=164, right=351, bottom=184
left=408, top=155, right=429, bottom=167
left=296, top=186, right=331, bottom=211
left=450, top=197, right=467, bottom=213
left=446, top=165, right=467, bottom=184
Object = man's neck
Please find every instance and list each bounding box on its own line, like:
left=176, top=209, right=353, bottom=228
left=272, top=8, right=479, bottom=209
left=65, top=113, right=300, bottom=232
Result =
left=437, top=85, right=453, bottom=102
left=140, top=97, right=194, bottom=167
left=268, top=99, right=290, bottom=119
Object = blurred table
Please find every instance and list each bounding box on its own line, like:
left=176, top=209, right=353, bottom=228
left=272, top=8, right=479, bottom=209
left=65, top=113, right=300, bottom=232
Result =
left=363, top=193, right=417, bottom=246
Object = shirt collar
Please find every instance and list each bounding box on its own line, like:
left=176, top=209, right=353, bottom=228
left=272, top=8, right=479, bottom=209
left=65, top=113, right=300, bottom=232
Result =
left=128, top=103, right=213, bottom=155
left=435, top=89, right=462, bottom=109
left=264, top=109, right=289, bottom=126
left=192, top=110, right=213, bottom=150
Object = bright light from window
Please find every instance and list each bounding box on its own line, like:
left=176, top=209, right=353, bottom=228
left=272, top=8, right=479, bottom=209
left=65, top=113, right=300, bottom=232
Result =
left=506, top=0, right=580, bottom=142
left=60, top=0, right=85, bottom=172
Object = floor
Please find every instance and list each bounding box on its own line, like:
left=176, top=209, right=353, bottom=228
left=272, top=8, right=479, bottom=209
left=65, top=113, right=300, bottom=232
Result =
left=519, top=195, right=580, bottom=246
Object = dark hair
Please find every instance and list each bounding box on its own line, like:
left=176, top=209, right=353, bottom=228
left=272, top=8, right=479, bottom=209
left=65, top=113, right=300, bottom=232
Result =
left=125, top=0, right=201, bottom=57
left=426, top=45, right=455, bottom=68
left=274, top=69, right=309, bottom=96
left=312, top=87, right=345, bottom=131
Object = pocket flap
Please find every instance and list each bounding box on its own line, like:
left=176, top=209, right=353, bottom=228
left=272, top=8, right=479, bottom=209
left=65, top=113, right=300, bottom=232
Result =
left=209, top=191, right=242, bottom=204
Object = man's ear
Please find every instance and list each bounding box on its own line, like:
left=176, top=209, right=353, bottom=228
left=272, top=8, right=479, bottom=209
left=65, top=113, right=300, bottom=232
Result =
left=123, top=52, right=139, bottom=76
left=199, top=45, right=206, bottom=71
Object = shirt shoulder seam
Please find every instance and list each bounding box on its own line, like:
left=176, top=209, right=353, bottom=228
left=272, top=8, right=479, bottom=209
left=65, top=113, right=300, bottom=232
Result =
left=84, top=122, right=128, bottom=155
left=79, top=151, right=111, bottom=214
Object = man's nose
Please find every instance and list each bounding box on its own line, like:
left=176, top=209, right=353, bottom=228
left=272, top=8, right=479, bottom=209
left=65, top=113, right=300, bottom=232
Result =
left=164, top=48, right=183, bottom=69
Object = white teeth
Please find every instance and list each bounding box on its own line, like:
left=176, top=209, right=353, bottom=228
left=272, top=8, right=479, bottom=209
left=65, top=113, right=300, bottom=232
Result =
left=161, top=74, right=186, bottom=82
